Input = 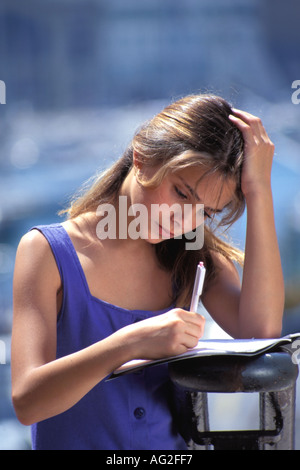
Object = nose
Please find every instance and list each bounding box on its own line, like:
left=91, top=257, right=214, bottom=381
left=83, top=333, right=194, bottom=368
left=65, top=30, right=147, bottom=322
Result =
left=170, top=209, right=184, bottom=233
left=181, top=205, right=205, bottom=233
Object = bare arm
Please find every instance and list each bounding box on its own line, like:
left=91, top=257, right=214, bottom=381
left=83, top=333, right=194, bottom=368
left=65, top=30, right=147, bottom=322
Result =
left=11, top=231, right=204, bottom=425
left=202, top=111, right=284, bottom=339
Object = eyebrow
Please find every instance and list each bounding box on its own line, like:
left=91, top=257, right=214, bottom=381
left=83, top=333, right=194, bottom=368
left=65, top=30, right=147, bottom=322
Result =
left=178, top=177, right=223, bottom=213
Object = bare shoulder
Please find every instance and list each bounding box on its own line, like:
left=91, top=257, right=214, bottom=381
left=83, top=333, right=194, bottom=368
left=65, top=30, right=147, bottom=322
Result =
left=14, top=229, right=61, bottom=295
left=62, top=214, right=94, bottom=243
left=62, top=214, right=103, bottom=259
left=17, top=228, right=50, bottom=253
left=16, top=229, right=56, bottom=267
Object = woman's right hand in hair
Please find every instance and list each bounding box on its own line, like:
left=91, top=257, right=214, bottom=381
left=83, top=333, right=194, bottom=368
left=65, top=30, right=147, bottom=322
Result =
left=118, top=308, right=205, bottom=361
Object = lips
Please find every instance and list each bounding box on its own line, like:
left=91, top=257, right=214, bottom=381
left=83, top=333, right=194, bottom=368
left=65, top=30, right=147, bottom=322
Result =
left=158, top=224, right=174, bottom=238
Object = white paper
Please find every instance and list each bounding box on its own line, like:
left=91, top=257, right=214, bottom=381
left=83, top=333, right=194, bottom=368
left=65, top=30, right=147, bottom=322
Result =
left=111, top=336, right=292, bottom=378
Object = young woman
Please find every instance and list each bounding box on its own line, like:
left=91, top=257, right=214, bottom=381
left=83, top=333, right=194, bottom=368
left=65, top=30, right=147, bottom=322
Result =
left=11, top=94, right=284, bottom=450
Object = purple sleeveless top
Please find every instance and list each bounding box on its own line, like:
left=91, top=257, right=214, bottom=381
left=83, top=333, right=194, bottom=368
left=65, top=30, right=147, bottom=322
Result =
left=30, top=224, right=187, bottom=450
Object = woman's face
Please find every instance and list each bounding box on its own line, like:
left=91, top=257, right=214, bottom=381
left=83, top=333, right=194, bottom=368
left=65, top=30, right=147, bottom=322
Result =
left=127, top=163, right=236, bottom=244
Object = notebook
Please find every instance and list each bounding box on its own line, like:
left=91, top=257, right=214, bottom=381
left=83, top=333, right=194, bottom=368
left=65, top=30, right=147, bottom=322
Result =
left=108, top=333, right=300, bottom=379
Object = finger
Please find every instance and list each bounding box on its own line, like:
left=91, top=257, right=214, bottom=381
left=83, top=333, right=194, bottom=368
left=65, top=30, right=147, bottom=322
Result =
left=231, top=109, right=269, bottom=140
left=184, top=316, right=205, bottom=339
left=232, top=108, right=261, bottom=124
left=170, top=309, right=205, bottom=341
left=180, top=310, right=206, bottom=328
left=180, top=334, right=200, bottom=350
left=231, top=109, right=262, bottom=134
left=228, top=114, right=257, bottom=145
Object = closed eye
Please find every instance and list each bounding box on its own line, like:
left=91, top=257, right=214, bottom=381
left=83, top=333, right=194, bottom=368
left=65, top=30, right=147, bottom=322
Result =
left=176, top=186, right=212, bottom=218
left=174, top=186, right=188, bottom=200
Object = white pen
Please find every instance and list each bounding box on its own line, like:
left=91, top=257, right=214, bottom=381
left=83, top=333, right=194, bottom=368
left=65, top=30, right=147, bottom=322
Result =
left=190, top=261, right=206, bottom=312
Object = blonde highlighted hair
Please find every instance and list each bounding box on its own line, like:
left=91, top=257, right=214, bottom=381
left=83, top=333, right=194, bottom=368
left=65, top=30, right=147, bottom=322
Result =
left=62, top=94, right=245, bottom=307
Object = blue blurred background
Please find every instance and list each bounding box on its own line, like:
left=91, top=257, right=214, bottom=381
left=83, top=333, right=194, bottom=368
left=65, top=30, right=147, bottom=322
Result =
left=0, top=0, right=299, bottom=449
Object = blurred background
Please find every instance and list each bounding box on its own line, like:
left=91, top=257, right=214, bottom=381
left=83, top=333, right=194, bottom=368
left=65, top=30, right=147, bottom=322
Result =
left=0, top=0, right=299, bottom=450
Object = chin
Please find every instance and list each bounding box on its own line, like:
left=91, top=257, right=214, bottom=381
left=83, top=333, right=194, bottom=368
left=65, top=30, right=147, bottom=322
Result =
left=145, top=237, right=167, bottom=245
left=144, top=233, right=173, bottom=244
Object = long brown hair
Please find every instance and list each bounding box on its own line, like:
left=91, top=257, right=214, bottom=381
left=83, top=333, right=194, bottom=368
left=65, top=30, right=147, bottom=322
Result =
left=62, top=94, right=245, bottom=307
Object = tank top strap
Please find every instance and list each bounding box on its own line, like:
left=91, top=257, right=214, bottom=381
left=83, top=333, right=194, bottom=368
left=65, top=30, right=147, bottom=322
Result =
left=30, top=223, right=88, bottom=299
